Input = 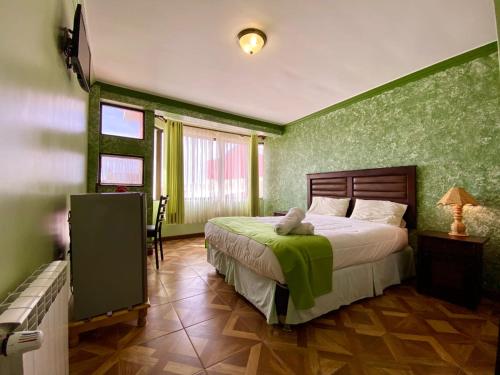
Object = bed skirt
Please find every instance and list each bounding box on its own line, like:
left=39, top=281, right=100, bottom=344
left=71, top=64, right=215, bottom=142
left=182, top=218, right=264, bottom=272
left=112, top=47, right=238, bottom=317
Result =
left=206, top=244, right=415, bottom=324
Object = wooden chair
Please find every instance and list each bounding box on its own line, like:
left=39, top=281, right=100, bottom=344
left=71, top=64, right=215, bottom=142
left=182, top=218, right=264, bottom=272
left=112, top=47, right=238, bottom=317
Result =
left=147, top=195, right=168, bottom=269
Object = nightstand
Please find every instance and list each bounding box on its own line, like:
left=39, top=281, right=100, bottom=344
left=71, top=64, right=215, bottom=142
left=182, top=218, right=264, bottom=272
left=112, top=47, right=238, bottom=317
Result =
left=273, top=211, right=288, bottom=216
left=417, top=230, right=489, bottom=309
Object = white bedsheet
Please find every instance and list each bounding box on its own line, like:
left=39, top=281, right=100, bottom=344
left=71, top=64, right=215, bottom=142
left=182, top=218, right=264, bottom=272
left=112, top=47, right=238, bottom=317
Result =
left=204, top=214, right=408, bottom=284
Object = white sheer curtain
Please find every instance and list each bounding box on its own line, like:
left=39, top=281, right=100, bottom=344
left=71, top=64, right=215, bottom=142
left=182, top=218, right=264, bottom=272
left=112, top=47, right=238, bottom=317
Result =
left=183, top=127, right=250, bottom=223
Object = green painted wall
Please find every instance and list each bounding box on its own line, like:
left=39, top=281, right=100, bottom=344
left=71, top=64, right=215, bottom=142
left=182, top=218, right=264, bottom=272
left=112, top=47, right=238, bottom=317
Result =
left=87, top=84, right=155, bottom=223
left=496, top=0, right=500, bottom=68
left=0, top=0, right=88, bottom=299
left=264, top=52, right=500, bottom=290
left=88, top=82, right=281, bottom=228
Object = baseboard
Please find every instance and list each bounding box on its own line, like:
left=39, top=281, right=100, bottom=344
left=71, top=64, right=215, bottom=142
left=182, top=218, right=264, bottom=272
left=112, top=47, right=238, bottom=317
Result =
left=162, top=233, right=205, bottom=241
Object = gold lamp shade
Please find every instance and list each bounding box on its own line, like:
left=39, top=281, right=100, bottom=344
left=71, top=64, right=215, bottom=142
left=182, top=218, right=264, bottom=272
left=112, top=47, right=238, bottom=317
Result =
left=437, top=187, right=478, bottom=237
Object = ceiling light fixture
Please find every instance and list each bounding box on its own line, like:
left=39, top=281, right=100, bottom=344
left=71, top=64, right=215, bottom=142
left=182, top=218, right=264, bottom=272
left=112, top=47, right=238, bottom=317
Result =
left=237, top=28, right=266, bottom=55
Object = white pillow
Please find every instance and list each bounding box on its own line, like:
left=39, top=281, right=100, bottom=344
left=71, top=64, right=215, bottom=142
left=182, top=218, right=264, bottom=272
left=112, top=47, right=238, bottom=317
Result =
left=307, top=197, right=350, bottom=217
left=350, top=199, right=407, bottom=226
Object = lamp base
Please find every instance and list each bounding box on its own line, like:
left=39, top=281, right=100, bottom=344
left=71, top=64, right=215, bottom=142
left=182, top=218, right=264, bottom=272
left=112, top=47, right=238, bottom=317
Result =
left=448, top=231, right=468, bottom=237
left=449, top=205, right=468, bottom=237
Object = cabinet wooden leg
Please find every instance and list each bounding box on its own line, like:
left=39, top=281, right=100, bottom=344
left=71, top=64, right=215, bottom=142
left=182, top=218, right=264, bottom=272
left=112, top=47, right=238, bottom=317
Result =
left=137, top=309, right=147, bottom=327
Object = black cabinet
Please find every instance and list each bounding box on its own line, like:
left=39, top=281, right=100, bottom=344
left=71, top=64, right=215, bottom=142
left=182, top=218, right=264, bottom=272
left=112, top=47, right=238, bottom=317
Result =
left=71, top=193, right=147, bottom=320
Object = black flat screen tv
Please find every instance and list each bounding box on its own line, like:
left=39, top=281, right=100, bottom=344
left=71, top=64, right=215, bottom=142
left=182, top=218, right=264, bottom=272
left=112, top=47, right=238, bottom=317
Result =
left=71, top=4, right=91, bottom=92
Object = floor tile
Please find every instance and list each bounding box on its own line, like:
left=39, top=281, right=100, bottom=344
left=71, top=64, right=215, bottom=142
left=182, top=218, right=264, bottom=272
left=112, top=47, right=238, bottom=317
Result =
left=163, top=276, right=211, bottom=302
left=190, top=264, right=217, bottom=278
left=185, top=314, right=261, bottom=368
left=69, top=345, right=116, bottom=375
left=124, top=303, right=184, bottom=346
left=148, top=276, right=170, bottom=306
left=205, top=343, right=294, bottom=374
left=158, top=267, right=200, bottom=283
left=102, top=330, right=203, bottom=375
left=74, top=324, right=138, bottom=351
left=202, top=275, right=236, bottom=294
left=172, top=291, right=232, bottom=328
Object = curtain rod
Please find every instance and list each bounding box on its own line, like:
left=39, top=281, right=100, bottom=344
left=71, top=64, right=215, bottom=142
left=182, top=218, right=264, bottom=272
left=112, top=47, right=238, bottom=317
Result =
left=154, top=115, right=265, bottom=139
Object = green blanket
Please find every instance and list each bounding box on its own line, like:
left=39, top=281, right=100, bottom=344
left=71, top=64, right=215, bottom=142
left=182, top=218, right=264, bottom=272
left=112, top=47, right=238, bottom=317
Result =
left=208, top=217, right=333, bottom=310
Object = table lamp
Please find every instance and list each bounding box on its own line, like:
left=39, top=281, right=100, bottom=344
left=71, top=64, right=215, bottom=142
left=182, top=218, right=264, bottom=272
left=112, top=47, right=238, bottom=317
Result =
left=437, top=187, right=478, bottom=237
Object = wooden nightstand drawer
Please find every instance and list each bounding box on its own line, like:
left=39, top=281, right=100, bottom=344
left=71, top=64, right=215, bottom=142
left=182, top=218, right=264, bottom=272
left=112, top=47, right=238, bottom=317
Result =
left=419, top=236, right=480, bottom=256
left=417, top=230, right=488, bottom=309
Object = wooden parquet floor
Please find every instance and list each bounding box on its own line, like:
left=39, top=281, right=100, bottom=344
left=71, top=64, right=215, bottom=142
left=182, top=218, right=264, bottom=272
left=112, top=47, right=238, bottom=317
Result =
left=69, top=237, right=499, bottom=375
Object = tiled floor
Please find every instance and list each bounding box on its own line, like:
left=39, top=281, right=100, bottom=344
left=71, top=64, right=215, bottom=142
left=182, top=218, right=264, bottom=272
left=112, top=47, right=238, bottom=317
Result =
left=69, top=237, right=499, bottom=374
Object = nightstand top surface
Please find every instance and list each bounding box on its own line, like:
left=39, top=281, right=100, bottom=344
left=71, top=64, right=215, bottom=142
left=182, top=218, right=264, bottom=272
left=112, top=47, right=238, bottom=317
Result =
left=419, top=230, right=489, bottom=244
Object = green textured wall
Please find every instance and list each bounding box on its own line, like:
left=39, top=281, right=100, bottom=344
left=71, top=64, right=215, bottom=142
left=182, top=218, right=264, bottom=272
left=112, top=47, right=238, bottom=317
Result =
left=87, top=84, right=155, bottom=223
left=496, top=0, right=500, bottom=64
left=88, top=82, right=281, bottom=227
left=0, top=0, right=88, bottom=299
left=265, top=52, right=500, bottom=290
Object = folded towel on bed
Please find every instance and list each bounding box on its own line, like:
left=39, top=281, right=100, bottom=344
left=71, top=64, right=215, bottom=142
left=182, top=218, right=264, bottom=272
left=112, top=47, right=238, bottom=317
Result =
left=274, top=207, right=305, bottom=235
left=289, top=222, right=314, bottom=235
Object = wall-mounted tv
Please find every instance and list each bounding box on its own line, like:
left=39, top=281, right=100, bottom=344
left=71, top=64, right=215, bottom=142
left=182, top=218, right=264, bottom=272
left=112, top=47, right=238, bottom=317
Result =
left=70, top=4, right=91, bottom=92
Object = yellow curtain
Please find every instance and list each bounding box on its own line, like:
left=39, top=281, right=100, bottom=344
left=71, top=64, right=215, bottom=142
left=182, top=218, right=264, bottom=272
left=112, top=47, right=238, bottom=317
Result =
left=248, top=134, right=259, bottom=216
left=163, top=119, right=184, bottom=224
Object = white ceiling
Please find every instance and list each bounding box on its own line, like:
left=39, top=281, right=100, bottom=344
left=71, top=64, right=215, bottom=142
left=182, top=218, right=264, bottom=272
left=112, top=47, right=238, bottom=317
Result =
left=84, top=0, right=497, bottom=125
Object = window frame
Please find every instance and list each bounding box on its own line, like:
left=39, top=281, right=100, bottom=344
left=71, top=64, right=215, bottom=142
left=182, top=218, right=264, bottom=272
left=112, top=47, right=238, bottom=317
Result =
left=99, top=102, right=145, bottom=140
left=98, top=153, right=145, bottom=187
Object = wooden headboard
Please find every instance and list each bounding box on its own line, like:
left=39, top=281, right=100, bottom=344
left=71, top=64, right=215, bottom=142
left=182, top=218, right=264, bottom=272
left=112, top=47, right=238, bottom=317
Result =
left=307, top=166, right=417, bottom=228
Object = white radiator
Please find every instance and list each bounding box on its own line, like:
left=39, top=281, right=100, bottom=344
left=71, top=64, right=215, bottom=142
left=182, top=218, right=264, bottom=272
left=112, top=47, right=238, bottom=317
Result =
left=0, top=261, right=69, bottom=375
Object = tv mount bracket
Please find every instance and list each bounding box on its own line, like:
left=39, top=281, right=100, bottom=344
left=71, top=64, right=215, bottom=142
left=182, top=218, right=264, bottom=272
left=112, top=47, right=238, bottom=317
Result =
left=61, top=27, right=74, bottom=69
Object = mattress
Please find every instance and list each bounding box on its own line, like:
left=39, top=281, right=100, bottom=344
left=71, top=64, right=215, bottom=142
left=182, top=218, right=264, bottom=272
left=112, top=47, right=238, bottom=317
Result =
left=204, top=214, right=408, bottom=284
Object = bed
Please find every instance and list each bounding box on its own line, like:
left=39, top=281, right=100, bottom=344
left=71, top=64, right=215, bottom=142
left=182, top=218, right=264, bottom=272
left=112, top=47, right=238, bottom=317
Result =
left=204, top=166, right=417, bottom=325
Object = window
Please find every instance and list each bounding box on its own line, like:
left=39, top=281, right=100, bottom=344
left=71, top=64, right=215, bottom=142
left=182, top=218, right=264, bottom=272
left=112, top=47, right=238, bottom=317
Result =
left=183, top=127, right=249, bottom=223
left=101, top=103, right=144, bottom=139
left=100, top=154, right=143, bottom=186
left=151, top=124, right=266, bottom=221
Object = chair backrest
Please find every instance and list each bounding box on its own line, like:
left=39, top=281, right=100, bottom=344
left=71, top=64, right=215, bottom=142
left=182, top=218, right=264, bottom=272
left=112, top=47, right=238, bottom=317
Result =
left=155, top=195, right=168, bottom=231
